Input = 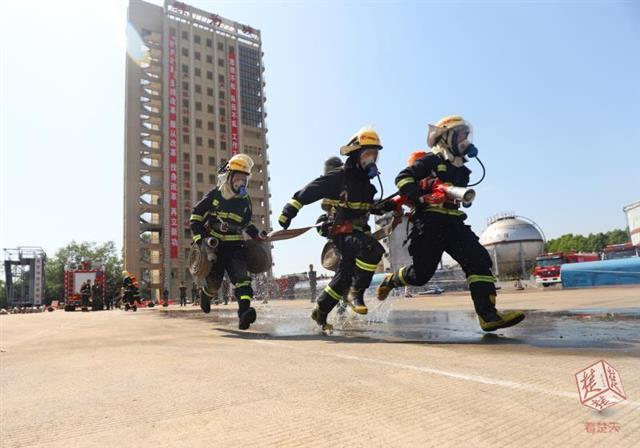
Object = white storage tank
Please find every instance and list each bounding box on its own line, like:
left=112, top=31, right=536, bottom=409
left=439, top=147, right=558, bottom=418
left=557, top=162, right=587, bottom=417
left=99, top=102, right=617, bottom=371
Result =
left=479, top=213, right=545, bottom=279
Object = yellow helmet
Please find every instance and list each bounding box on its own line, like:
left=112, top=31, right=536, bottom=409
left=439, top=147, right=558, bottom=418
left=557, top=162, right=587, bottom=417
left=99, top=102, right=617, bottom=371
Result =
left=227, top=154, right=254, bottom=174
left=427, top=115, right=472, bottom=148
left=122, top=270, right=129, bottom=277
left=340, top=126, right=383, bottom=156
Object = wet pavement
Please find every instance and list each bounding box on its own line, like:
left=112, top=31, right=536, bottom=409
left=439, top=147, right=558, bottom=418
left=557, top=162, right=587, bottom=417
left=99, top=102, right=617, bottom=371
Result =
left=162, top=303, right=640, bottom=353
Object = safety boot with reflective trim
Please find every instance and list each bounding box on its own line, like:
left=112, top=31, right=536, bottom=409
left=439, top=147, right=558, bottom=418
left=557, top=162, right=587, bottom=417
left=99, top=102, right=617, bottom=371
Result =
left=238, top=307, right=256, bottom=330
left=200, top=288, right=212, bottom=314
left=311, top=306, right=333, bottom=332
left=347, top=288, right=368, bottom=315
left=478, top=310, right=525, bottom=332
left=376, top=273, right=399, bottom=301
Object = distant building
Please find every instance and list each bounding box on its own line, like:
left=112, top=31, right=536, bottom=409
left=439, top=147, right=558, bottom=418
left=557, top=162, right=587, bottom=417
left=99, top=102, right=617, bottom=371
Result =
left=124, top=0, right=271, bottom=300
left=623, top=201, right=640, bottom=247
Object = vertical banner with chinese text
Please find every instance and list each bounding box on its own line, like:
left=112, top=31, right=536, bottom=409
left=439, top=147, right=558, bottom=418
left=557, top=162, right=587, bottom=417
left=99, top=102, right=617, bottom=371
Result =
left=168, top=34, right=179, bottom=258
left=228, top=48, right=239, bottom=155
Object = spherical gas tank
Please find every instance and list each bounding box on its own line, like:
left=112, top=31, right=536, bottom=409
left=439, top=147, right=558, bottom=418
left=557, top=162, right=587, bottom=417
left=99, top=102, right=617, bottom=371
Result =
left=479, top=215, right=545, bottom=278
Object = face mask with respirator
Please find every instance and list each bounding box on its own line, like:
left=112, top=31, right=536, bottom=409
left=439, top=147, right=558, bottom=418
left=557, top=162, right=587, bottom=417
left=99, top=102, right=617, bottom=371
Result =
left=229, top=172, right=248, bottom=196
left=359, top=149, right=379, bottom=178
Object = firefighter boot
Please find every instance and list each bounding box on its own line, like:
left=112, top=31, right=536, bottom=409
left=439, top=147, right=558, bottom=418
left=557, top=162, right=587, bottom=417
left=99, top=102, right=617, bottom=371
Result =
left=238, top=302, right=257, bottom=330
left=348, top=288, right=368, bottom=315
left=311, top=306, right=333, bottom=332
left=200, top=289, right=211, bottom=314
left=472, top=289, right=525, bottom=332
left=376, top=272, right=401, bottom=301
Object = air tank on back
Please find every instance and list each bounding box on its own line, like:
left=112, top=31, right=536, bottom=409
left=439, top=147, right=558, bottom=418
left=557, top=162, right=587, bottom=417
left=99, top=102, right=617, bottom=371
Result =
left=479, top=212, right=545, bottom=279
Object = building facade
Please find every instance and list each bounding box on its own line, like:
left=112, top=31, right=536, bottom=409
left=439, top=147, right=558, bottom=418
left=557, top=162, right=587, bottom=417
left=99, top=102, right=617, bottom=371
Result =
left=124, top=0, right=271, bottom=300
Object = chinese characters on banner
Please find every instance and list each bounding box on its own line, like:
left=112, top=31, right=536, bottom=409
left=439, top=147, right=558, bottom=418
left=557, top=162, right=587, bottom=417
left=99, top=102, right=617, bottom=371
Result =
left=228, top=48, right=239, bottom=155
left=34, top=256, right=43, bottom=305
left=168, top=35, right=179, bottom=258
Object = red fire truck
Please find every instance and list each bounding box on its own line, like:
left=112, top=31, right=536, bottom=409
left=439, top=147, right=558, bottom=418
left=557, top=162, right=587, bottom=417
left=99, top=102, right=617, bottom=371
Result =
left=534, top=252, right=599, bottom=287
left=63, top=261, right=106, bottom=311
left=601, top=243, right=640, bottom=260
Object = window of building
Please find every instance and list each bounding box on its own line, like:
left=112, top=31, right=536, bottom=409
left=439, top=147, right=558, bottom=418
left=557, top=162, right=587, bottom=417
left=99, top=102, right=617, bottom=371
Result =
left=196, top=154, right=203, bottom=164
left=206, top=38, right=212, bottom=47
left=207, top=121, right=214, bottom=131
left=196, top=172, right=203, bottom=182
left=217, top=42, right=224, bottom=51
left=209, top=174, right=216, bottom=184
left=219, top=90, right=225, bottom=99
left=207, top=104, right=214, bottom=113
left=196, top=119, right=202, bottom=128
left=194, top=35, right=201, bottom=44
left=196, top=136, right=203, bottom=146
left=219, top=124, right=226, bottom=133
left=182, top=152, right=189, bottom=161
left=182, top=117, right=189, bottom=126
left=208, top=156, right=215, bottom=166
left=208, top=138, right=215, bottom=148
left=206, top=55, right=213, bottom=64
left=207, top=87, right=214, bottom=97
left=181, top=31, right=188, bottom=40
left=182, top=64, right=188, bottom=74
left=182, top=99, right=188, bottom=108
left=197, top=190, right=203, bottom=198
left=183, top=135, right=190, bottom=144
left=184, top=189, right=191, bottom=199
left=218, top=58, right=224, bottom=67
left=195, top=85, right=201, bottom=94
left=182, top=81, right=189, bottom=90
left=195, top=51, right=201, bottom=60
left=181, top=48, right=188, bottom=57
left=184, top=229, right=191, bottom=239
left=219, top=108, right=226, bottom=117
left=206, top=71, right=213, bottom=80
left=195, top=101, right=202, bottom=111
left=184, top=171, right=191, bottom=180
left=220, top=141, right=227, bottom=151
left=194, top=67, right=201, bottom=77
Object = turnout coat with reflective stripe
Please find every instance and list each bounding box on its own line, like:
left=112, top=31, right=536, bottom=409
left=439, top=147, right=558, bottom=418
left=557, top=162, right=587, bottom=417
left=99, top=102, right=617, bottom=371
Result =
left=190, top=187, right=259, bottom=242
left=286, top=159, right=377, bottom=223
left=395, top=152, right=471, bottom=217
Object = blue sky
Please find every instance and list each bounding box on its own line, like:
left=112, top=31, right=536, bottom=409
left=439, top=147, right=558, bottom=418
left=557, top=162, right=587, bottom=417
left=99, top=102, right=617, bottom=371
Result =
left=1, top=0, right=639, bottom=276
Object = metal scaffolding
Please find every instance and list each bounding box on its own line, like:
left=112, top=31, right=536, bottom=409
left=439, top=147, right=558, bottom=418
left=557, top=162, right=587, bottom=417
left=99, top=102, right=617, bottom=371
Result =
left=3, top=247, right=47, bottom=307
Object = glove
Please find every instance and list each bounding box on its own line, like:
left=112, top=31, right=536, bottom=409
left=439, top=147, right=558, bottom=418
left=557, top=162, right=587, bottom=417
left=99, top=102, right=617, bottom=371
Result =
left=315, top=214, right=332, bottom=237
left=278, top=213, right=292, bottom=230
left=465, top=144, right=478, bottom=158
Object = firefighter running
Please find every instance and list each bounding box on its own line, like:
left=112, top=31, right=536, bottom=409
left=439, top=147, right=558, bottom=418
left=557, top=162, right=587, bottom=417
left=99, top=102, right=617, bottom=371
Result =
left=121, top=271, right=141, bottom=311
left=190, top=154, right=268, bottom=330
left=279, top=127, right=392, bottom=332
left=376, top=115, right=525, bottom=332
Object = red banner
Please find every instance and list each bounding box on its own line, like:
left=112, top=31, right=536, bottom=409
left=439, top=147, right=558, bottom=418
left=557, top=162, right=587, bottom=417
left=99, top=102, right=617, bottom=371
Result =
left=228, top=48, right=239, bottom=155
left=168, top=35, right=179, bottom=258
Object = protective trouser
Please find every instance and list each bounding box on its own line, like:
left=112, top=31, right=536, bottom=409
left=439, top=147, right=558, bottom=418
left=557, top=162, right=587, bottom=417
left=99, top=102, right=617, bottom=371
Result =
left=202, top=242, right=253, bottom=316
left=123, top=290, right=140, bottom=305
left=316, top=232, right=384, bottom=314
left=393, top=213, right=499, bottom=320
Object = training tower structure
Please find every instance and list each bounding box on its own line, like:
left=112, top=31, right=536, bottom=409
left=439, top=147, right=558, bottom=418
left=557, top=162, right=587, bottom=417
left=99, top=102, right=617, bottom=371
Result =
left=3, top=247, right=47, bottom=307
left=124, top=0, right=272, bottom=301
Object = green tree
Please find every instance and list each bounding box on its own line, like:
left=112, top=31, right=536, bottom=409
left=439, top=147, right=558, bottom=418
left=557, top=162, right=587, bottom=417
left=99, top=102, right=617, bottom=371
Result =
left=0, top=278, right=6, bottom=309
left=45, top=241, right=123, bottom=301
left=545, top=228, right=630, bottom=253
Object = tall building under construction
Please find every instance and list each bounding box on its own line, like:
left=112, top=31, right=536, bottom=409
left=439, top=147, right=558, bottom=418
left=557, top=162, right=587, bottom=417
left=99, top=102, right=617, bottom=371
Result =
left=124, top=0, right=271, bottom=300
